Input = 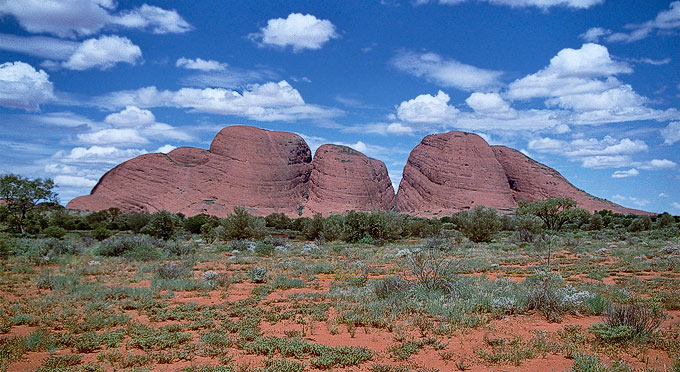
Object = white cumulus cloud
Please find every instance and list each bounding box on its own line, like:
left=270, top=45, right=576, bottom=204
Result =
left=112, top=4, right=192, bottom=34
left=606, top=1, right=680, bottom=43
left=661, top=121, right=680, bottom=145
left=104, top=106, right=155, bottom=127
left=54, top=175, right=97, bottom=188
left=396, top=91, right=459, bottom=124
left=93, top=81, right=339, bottom=122
left=0, top=61, right=54, bottom=111
left=465, top=92, right=517, bottom=119
left=77, top=128, right=149, bottom=146
left=0, top=0, right=191, bottom=38
left=156, top=144, right=177, bottom=153
left=392, top=51, right=502, bottom=91
left=176, top=57, right=227, bottom=72
left=611, top=168, right=639, bottom=178
left=250, top=13, right=338, bottom=52
left=60, top=35, right=142, bottom=70
left=419, top=0, right=603, bottom=9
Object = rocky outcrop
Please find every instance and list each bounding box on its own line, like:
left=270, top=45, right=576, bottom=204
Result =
left=68, top=126, right=313, bottom=217
left=491, top=146, right=651, bottom=215
left=305, top=144, right=395, bottom=214
left=395, top=131, right=651, bottom=215
left=396, top=131, right=516, bottom=214
left=67, top=126, right=396, bottom=217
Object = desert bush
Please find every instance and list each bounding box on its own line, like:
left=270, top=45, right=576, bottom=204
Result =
left=373, top=276, right=410, bottom=299
left=455, top=206, right=501, bottom=243
left=13, top=238, right=80, bottom=264
left=524, top=272, right=592, bottom=322
left=250, top=266, right=268, bottom=283
left=254, top=242, right=275, bottom=256
left=321, top=214, right=344, bottom=241
left=92, top=226, right=112, bottom=241
left=0, top=232, right=15, bottom=259
left=122, top=212, right=150, bottom=233
left=402, top=216, right=441, bottom=238
left=163, top=239, right=198, bottom=256
left=156, top=263, right=191, bottom=279
left=141, top=210, right=179, bottom=240
left=405, top=245, right=455, bottom=291
left=265, top=212, right=291, bottom=229
left=627, top=216, right=652, bottom=232
left=342, top=211, right=403, bottom=243
left=96, top=234, right=162, bottom=260
left=183, top=214, right=216, bottom=234
left=303, top=213, right=324, bottom=240
left=583, top=214, right=604, bottom=231
left=513, top=214, right=544, bottom=242
left=202, top=270, right=229, bottom=289
left=42, top=225, right=67, bottom=239
left=590, top=301, right=665, bottom=342
left=220, top=207, right=267, bottom=240
left=656, top=212, right=675, bottom=229
left=568, top=353, right=633, bottom=372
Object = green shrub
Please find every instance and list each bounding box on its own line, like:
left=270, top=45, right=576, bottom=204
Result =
left=405, top=245, right=454, bottom=291
left=656, top=212, right=675, bottom=229
left=183, top=214, right=214, bottom=234
left=163, top=239, right=198, bottom=256
left=220, top=207, right=267, bottom=240
left=92, top=226, right=112, bottom=241
left=524, top=272, right=589, bottom=322
left=321, top=214, right=344, bottom=241
left=568, top=353, right=633, bottom=372
left=455, top=206, right=501, bottom=243
left=41, top=354, right=82, bottom=369
left=13, top=238, right=80, bottom=264
left=42, top=225, right=66, bottom=239
left=254, top=242, right=275, bottom=256
left=373, top=276, right=409, bottom=299
left=200, top=223, right=217, bottom=244
left=156, top=263, right=191, bottom=279
left=627, top=216, right=652, bottom=232
left=250, top=266, right=268, bottom=283
left=123, top=212, right=151, bottom=233
left=96, top=235, right=162, bottom=261
left=342, top=211, right=403, bottom=243
left=0, top=232, right=15, bottom=259
left=402, top=216, right=441, bottom=238
left=265, top=212, right=291, bottom=229
left=513, top=214, right=544, bottom=242
left=590, top=301, right=665, bottom=342
left=141, top=210, right=178, bottom=240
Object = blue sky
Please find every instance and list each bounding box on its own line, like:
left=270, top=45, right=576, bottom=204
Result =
left=0, top=0, right=679, bottom=213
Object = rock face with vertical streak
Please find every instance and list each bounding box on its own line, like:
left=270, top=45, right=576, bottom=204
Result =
left=395, top=130, right=652, bottom=215
left=396, top=131, right=517, bottom=214
left=305, top=144, right=395, bottom=215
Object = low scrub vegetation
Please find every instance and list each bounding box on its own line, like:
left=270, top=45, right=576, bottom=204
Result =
left=0, top=191, right=679, bottom=371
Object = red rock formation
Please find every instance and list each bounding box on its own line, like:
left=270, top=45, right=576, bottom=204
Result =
left=396, top=131, right=517, bottom=214
left=305, top=144, right=395, bottom=215
left=67, top=126, right=313, bottom=216
left=395, top=130, right=651, bottom=215
left=491, top=146, right=652, bottom=215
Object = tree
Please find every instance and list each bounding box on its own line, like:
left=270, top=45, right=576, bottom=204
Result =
left=0, top=174, right=57, bottom=233
left=455, top=206, right=501, bottom=243
left=517, top=197, right=583, bottom=231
